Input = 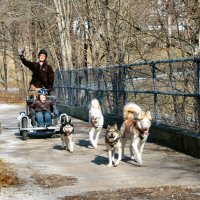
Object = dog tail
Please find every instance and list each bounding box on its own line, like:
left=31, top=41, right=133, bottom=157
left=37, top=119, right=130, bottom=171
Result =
left=123, top=103, right=141, bottom=120
left=91, top=99, right=101, bottom=111
left=60, top=113, right=70, bottom=124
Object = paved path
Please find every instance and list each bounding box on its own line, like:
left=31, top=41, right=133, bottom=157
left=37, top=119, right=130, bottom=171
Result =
left=0, top=104, right=200, bottom=199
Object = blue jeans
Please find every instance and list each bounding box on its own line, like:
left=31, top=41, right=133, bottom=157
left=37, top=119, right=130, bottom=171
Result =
left=36, top=111, right=52, bottom=127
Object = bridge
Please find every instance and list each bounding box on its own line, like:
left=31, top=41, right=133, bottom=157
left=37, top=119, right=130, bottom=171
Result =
left=54, top=57, right=200, bottom=158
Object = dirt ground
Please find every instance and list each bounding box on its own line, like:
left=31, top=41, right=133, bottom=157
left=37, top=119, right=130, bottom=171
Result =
left=1, top=164, right=200, bottom=200
left=63, top=186, right=200, bottom=200
left=0, top=161, right=199, bottom=200
left=0, top=104, right=200, bottom=200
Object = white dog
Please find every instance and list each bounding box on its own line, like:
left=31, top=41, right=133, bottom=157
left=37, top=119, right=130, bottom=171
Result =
left=89, top=99, right=104, bottom=148
left=120, top=103, right=152, bottom=166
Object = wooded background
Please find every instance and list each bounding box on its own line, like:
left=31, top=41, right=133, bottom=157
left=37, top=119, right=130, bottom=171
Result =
left=0, top=0, right=199, bottom=91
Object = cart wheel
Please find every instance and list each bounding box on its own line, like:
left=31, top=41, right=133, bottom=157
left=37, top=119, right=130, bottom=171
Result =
left=21, top=117, right=28, bottom=140
left=21, top=131, right=28, bottom=140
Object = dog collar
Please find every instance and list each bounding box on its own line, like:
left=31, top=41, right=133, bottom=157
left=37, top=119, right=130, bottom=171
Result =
left=62, top=132, right=72, bottom=136
left=91, top=122, right=103, bottom=129
left=133, top=120, right=149, bottom=136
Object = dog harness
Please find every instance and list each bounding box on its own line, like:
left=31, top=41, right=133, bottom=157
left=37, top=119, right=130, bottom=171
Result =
left=133, top=120, right=149, bottom=140
left=91, top=122, right=103, bottom=129
left=62, top=131, right=72, bottom=136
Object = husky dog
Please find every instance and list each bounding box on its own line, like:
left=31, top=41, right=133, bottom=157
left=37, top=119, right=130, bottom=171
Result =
left=105, top=124, right=122, bottom=167
left=120, top=103, right=152, bottom=166
left=89, top=99, right=104, bottom=148
left=60, top=114, right=74, bottom=152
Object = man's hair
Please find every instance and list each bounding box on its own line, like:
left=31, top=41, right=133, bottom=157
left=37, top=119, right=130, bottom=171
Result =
left=38, top=49, right=48, bottom=58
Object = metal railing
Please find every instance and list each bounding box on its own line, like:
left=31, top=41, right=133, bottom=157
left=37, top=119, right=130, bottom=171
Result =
left=54, top=57, right=200, bottom=133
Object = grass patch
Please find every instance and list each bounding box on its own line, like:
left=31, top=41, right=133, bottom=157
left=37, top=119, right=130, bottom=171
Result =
left=0, top=159, right=23, bottom=189
left=32, top=173, right=78, bottom=188
left=0, top=91, right=25, bottom=104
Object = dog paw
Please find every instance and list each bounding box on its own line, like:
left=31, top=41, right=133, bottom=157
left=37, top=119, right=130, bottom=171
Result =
left=114, top=162, right=119, bottom=167
left=90, top=140, right=97, bottom=148
left=137, top=160, right=143, bottom=166
left=62, top=146, right=67, bottom=150
left=92, top=142, right=97, bottom=148
left=68, top=149, right=74, bottom=153
left=115, top=158, right=121, bottom=165
left=131, top=155, right=135, bottom=160
left=107, top=163, right=113, bottom=167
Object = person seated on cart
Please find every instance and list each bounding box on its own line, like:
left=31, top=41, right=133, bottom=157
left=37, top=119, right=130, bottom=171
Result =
left=31, top=88, right=59, bottom=127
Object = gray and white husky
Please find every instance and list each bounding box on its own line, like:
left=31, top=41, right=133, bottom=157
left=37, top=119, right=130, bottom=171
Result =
left=105, top=124, right=122, bottom=167
left=60, top=114, right=74, bottom=152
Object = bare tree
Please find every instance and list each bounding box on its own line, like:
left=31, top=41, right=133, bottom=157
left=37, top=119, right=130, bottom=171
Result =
left=0, top=23, right=8, bottom=90
left=0, top=0, right=200, bottom=93
left=53, top=0, right=72, bottom=70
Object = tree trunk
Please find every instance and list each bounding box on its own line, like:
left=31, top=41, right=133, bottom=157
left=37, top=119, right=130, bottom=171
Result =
left=53, top=0, right=72, bottom=70
left=30, top=3, right=37, bottom=61
left=1, top=23, right=8, bottom=91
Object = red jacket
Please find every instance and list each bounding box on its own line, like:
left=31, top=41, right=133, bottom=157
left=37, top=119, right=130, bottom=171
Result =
left=20, top=56, right=54, bottom=91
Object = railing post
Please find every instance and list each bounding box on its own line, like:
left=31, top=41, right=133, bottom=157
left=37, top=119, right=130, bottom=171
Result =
left=99, top=69, right=105, bottom=113
left=152, top=62, right=158, bottom=123
left=195, top=57, right=200, bottom=131
left=124, top=65, right=127, bottom=104
left=0, top=122, right=2, bottom=134
left=118, top=65, right=126, bottom=116
left=197, top=58, right=200, bottom=94
left=68, top=70, right=72, bottom=106
left=84, top=65, right=89, bottom=108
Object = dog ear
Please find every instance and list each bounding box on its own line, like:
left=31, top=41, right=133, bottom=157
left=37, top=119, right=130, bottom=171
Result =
left=146, top=111, right=152, bottom=120
left=61, top=116, right=66, bottom=124
left=107, top=125, right=110, bottom=130
left=114, top=123, right=118, bottom=129
left=135, top=113, right=141, bottom=120
left=68, top=118, right=71, bottom=123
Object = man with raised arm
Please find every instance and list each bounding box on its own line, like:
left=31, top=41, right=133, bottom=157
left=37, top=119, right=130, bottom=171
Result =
left=18, top=48, right=54, bottom=93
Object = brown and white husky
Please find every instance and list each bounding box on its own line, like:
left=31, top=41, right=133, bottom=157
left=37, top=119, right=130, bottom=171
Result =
left=120, top=103, right=152, bottom=166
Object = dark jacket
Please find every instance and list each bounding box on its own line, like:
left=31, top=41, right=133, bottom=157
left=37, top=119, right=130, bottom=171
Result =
left=31, top=99, right=58, bottom=114
left=20, top=56, right=54, bottom=91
